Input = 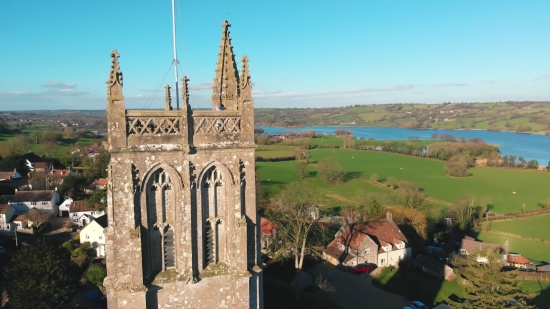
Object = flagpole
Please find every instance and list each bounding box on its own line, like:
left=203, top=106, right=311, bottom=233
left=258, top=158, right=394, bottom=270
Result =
left=171, top=0, right=180, bottom=110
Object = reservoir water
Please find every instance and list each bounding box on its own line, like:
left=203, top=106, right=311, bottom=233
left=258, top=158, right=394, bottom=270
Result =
left=257, top=126, right=550, bottom=164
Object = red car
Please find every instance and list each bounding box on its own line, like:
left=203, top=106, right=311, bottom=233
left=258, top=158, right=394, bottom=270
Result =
left=351, top=264, right=373, bottom=274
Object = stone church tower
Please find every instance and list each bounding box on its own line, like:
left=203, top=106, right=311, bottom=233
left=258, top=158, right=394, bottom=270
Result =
left=103, top=21, right=263, bottom=309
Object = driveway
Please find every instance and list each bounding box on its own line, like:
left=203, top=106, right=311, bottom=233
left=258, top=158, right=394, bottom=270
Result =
left=305, top=262, right=411, bottom=309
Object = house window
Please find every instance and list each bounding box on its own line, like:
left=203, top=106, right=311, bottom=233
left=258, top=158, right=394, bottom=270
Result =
left=365, top=259, right=369, bottom=263
left=364, top=248, right=370, bottom=255
left=85, top=234, right=89, bottom=239
left=99, top=235, right=103, bottom=240
left=351, top=261, right=356, bottom=266
left=461, top=249, right=467, bottom=255
left=381, top=259, right=386, bottom=264
left=31, top=202, right=37, bottom=205
left=42, top=202, right=47, bottom=205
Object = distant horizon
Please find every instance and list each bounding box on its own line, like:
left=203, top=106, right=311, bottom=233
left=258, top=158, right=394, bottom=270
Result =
left=2, top=100, right=550, bottom=112
left=1, top=1, right=549, bottom=110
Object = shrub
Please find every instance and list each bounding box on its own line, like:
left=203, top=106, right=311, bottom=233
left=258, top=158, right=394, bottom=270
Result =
left=370, top=173, right=379, bottom=182
left=317, top=157, right=346, bottom=184
left=386, top=176, right=399, bottom=189
left=445, top=153, right=473, bottom=177
left=85, top=264, right=107, bottom=286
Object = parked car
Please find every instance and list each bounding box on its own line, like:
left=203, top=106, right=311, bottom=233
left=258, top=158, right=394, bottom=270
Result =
left=411, top=300, right=429, bottom=309
left=350, top=264, right=373, bottom=274
left=0, top=246, right=5, bottom=254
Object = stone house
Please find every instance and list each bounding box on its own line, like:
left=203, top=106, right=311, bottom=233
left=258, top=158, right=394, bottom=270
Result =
left=0, top=189, right=60, bottom=215
left=323, top=211, right=411, bottom=267
left=80, top=215, right=108, bottom=257
left=45, top=169, right=72, bottom=187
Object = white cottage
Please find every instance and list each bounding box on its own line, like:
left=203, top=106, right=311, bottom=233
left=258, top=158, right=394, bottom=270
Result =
left=80, top=215, right=108, bottom=257
left=68, top=200, right=105, bottom=226
left=0, top=189, right=60, bottom=215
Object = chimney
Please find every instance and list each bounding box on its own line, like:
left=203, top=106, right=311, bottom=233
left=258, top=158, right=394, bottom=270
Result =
left=386, top=210, right=392, bottom=221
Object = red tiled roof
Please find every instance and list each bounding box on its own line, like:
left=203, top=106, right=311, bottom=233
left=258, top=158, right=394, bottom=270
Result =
left=34, top=162, right=46, bottom=169
left=352, top=220, right=408, bottom=247
left=12, top=214, right=30, bottom=221
left=508, top=254, right=530, bottom=264
left=96, top=178, right=108, bottom=186
left=260, top=217, right=278, bottom=235
left=323, top=240, right=355, bottom=263
left=0, top=204, right=10, bottom=214
left=0, top=172, right=13, bottom=180
left=69, top=200, right=90, bottom=213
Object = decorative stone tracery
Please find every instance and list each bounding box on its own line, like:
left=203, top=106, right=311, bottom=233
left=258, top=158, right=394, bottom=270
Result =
left=193, top=117, right=241, bottom=134
left=127, top=117, right=181, bottom=135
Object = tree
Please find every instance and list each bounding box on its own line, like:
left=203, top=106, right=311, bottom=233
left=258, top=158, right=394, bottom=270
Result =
left=255, top=171, right=269, bottom=211
left=391, top=205, right=428, bottom=239
left=2, top=135, right=30, bottom=157
left=450, top=195, right=475, bottom=230
left=264, top=182, right=327, bottom=297
left=85, top=264, right=107, bottom=286
left=353, top=190, right=387, bottom=219
left=547, top=160, right=550, bottom=171
left=39, top=131, right=63, bottom=144
left=447, top=247, right=535, bottom=309
left=316, top=157, right=346, bottom=184
left=295, top=161, right=309, bottom=179
left=40, top=142, right=57, bottom=157
left=341, top=206, right=361, bottom=225
left=26, top=209, right=52, bottom=231
left=58, top=173, right=90, bottom=197
left=4, top=239, right=80, bottom=309
left=85, top=189, right=107, bottom=211
left=391, top=182, right=428, bottom=210
left=385, top=176, right=399, bottom=189
left=445, top=153, right=473, bottom=177
left=369, top=173, right=379, bottom=182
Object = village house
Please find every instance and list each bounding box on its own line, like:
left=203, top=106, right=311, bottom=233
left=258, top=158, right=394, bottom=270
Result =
left=506, top=254, right=531, bottom=269
left=84, top=178, right=108, bottom=194
left=80, top=215, right=108, bottom=257
left=323, top=211, right=411, bottom=267
left=0, top=204, right=15, bottom=234
left=0, top=189, right=60, bottom=215
left=45, top=169, right=72, bottom=187
left=458, top=236, right=508, bottom=263
left=260, top=217, right=278, bottom=253
left=66, top=199, right=105, bottom=226
left=80, top=144, right=102, bottom=158
left=11, top=213, right=33, bottom=231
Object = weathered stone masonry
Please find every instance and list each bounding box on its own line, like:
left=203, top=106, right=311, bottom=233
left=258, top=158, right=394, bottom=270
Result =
left=103, top=21, right=263, bottom=309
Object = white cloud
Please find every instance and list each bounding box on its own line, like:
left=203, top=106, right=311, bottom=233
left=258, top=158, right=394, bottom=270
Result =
left=433, top=83, right=467, bottom=88
left=42, top=81, right=77, bottom=89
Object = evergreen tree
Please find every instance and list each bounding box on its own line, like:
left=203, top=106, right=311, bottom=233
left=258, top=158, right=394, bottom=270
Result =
left=448, top=247, right=536, bottom=309
left=4, top=239, right=80, bottom=309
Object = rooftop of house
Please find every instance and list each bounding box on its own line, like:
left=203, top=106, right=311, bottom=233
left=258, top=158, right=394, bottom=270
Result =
left=0, top=171, right=15, bottom=180
left=69, top=200, right=90, bottom=213
left=260, top=217, right=277, bottom=235
left=12, top=213, right=30, bottom=221
left=0, top=204, right=11, bottom=214
left=88, top=178, right=108, bottom=189
left=46, top=169, right=71, bottom=178
left=337, top=217, right=408, bottom=251
left=460, top=236, right=508, bottom=255
left=323, top=240, right=355, bottom=263
left=508, top=254, right=530, bottom=264
left=94, top=214, right=108, bottom=228
left=21, top=152, right=44, bottom=163
left=0, top=190, right=56, bottom=203
left=34, top=162, right=46, bottom=169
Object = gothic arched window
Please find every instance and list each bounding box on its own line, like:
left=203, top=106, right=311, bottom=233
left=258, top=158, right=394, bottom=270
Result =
left=201, top=166, right=225, bottom=268
left=144, top=169, right=176, bottom=278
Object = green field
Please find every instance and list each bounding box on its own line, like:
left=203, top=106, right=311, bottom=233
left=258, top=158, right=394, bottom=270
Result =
left=472, top=231, right=550, bottom=264
left=487, top=214, right=550, bottom=242
left=306, top=149, right=550, bottom=213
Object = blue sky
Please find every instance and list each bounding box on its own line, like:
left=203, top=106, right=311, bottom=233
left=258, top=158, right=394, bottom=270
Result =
left=0, top=0, right=549, bottom=110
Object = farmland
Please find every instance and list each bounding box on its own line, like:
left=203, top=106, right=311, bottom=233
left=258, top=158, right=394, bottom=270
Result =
left=485, top=214, right=550, bottom=242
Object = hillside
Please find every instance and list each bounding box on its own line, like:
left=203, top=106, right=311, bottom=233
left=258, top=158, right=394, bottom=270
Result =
left=255, top=101, right=550, bottom=134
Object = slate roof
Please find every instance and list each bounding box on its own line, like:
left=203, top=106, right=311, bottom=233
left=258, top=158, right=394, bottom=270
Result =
left=460, top=237, right=508, bottom=255
left=0, top=190, right=55, bottom=203
left=69, top=200, right=89, bottom=213
left=94, top=214, right=108, bottom=228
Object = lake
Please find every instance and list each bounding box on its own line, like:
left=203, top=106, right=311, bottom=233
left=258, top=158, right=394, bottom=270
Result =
left=257, top=126, right=550, bottom=164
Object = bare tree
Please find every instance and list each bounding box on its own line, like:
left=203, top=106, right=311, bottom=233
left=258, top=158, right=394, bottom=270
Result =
left=265, top=182, right=327, bottom=298
left=26, top=209, right=52, bottom=230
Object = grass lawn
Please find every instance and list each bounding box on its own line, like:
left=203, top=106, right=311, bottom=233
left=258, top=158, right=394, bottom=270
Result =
left=472, top=231, right=550, bottom=264
left=307, top=149, right=550, bottom=214
left=518, top=280, right=550, bottom=308
left=255, top=145, right=295, bottom=159
left=373, top=267, right=464, bottom=306
left=487, top=214, right=550, bottom=241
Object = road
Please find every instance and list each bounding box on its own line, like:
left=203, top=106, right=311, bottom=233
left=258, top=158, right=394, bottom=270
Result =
left=305, top=263, right=412, bottom=309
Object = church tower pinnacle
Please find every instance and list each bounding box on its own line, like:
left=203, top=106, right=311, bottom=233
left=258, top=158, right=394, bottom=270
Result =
left=212, top=20, right=240, bottom=110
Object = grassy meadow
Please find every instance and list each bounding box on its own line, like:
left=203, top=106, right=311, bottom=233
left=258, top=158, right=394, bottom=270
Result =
left=486, top=214, right=550, bottom=242
left=471, top=231, right=550, bottom=264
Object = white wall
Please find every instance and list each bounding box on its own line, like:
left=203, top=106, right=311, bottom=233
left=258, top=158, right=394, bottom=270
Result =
left=80, top=221, right=106, bottom=257
left=377, top=247, right=411, bottom=267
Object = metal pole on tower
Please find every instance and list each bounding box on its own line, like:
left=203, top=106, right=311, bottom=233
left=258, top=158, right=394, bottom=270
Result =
left=172, top=0, right=180, bottom=110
